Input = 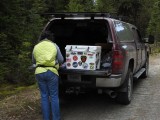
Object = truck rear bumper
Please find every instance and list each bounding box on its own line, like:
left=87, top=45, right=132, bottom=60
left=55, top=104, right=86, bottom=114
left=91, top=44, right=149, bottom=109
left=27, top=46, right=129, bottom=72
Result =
left=96, top=74, right=122, bottom=87
left=60, top=72, right=122, bottom=88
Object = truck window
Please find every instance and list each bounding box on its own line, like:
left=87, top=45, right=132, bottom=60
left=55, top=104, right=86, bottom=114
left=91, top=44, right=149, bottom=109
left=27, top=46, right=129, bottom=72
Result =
left=114, top=21, right=134, bottom=42
left=49, top=19, right=109, bottom=45
left=132, top=28, right=142, bottom=43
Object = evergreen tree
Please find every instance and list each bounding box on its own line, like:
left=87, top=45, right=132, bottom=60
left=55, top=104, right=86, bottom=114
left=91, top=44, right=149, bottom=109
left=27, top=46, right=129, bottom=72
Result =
left=67, top=0, right=84, bottom=12
left=118, top=0, right=142, bottom=24
left=147, top=0, right=160, bottom=42
left=67, top=0, right=95, bottom=12
left=95, top=0, right=117, bottom=12
left=83, top=0, right=95, bottom=12
left=45, top=0, right=69, bottom=12
left=0, top=0, right=46, bottom=84
left=95, top=0, right=155, bottom=36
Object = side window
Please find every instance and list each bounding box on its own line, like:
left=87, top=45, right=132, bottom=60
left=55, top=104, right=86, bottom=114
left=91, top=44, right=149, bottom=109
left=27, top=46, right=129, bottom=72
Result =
left=132, top=28, right=142, bottom=43
left=114, top=21, right=134, bottom=42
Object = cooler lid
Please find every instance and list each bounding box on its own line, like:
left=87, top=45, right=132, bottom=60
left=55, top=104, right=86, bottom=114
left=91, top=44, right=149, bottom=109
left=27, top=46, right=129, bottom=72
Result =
left=65, top=45, right=101, bottom=52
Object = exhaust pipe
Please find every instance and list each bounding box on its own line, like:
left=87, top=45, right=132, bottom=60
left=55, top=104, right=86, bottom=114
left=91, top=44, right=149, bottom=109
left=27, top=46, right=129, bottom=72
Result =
left=105, top=90, right=117, bottom=98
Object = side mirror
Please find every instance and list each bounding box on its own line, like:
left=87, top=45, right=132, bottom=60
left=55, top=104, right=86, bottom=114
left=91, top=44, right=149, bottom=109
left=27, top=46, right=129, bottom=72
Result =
left=148, top=35, right=154, bottom=44
left=143, top=38, right=148, bottom=42
left=143, top=35, right=154, bottom=44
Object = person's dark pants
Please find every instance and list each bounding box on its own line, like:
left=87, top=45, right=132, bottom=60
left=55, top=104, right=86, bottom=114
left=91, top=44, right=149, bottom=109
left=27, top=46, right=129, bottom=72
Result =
left=36, top=70, right=60, bottom=120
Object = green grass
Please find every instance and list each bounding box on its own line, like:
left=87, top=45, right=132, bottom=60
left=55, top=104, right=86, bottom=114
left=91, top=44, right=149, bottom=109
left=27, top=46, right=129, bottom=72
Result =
left=0, top=84, right=37, bottom=100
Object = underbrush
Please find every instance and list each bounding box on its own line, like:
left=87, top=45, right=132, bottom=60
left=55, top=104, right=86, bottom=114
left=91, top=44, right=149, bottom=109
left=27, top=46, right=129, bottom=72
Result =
left=150, top=45, right=160, bottom=56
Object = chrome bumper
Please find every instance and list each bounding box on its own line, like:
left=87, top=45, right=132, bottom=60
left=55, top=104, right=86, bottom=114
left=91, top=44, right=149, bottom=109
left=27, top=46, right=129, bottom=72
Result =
left=96, top=74, right=122, bottom=87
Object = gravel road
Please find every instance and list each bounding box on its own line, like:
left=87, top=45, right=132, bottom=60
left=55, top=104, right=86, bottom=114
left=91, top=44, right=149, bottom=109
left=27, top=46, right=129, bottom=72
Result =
left=61, top=54, right=160, bottom=120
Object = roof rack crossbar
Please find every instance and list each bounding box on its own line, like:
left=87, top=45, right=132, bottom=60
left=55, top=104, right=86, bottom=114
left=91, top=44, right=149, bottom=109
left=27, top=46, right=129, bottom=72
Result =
left=40, top=12, right=117, bottom=19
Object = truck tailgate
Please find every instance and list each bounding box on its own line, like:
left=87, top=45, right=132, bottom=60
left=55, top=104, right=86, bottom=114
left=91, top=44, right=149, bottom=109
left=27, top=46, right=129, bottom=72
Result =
left=59, top=68, right=111, bottom=76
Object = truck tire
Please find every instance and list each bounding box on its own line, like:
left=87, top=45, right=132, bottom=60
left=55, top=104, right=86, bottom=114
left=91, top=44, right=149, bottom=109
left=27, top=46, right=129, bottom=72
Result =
left=116, top=68, right=133, bottom=105
left=141, top=57, right=149, bottom=78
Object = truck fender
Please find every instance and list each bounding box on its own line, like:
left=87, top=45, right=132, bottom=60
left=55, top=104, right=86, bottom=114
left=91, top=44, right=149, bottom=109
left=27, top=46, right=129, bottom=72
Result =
left=118, top=59, right=134, bottom=92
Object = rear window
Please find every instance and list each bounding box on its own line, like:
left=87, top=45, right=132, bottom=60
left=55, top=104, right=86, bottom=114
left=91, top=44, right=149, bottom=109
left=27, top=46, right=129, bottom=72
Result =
left=47, top=19, right=109, bottom=44
left=114, top=21, right=134, bottom=42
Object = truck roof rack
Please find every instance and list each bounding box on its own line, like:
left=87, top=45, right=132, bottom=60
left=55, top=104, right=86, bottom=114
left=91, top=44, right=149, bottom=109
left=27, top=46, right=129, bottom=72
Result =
left=40, top=12, right=119, bottom=19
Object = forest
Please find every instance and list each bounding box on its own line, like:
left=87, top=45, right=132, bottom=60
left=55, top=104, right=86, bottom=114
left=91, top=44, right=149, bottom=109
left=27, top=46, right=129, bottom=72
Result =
left=0, top=0, right=160, bottom=85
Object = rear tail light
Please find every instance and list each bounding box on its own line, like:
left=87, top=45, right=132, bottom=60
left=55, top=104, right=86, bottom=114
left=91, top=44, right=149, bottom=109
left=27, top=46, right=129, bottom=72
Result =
left=112, top=50, right=124, bottom=74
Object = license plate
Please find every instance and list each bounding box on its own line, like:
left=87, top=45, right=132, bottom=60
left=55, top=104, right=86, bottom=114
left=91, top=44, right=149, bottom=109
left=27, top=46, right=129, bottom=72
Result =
left=67, top=74, right=81, bottom=82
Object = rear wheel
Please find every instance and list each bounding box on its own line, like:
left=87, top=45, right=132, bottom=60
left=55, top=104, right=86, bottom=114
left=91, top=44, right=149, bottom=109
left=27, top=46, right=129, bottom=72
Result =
left=116, top=68, right=133, bottom=105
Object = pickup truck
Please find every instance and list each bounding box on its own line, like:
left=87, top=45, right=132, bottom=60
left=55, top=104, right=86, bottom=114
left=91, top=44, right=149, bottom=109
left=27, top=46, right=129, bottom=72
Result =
left=41, top=13, right=154, bottom=105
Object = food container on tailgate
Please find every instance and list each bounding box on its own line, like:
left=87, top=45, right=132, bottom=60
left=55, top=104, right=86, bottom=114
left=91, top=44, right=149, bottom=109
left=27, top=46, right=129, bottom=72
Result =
left=65, top=45, right=101, bottom=70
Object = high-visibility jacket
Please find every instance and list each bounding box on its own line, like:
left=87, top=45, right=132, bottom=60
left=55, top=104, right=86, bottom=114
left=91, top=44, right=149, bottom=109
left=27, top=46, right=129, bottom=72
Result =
left=33, top=39, right=59, bottom=75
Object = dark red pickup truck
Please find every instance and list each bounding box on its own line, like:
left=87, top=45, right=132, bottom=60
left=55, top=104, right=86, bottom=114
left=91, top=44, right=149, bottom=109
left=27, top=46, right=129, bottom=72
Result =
left=41, top=13, right=154, bottom=105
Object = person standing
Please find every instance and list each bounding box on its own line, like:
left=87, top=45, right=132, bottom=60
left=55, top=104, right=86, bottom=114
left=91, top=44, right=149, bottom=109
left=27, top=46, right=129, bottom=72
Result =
left=32, top=31, right=64, bottom=120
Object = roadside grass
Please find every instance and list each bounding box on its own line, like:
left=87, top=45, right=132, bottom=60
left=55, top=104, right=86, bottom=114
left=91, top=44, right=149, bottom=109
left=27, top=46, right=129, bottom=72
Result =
left=150, top=45, right=160, bottom=56
left=0, top=84, right=41, bottom=120
left=0, top=84, right=37, bottom=100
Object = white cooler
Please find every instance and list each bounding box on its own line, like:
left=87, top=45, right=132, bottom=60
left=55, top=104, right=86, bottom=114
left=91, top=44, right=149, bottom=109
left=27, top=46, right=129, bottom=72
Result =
left=65, top=45, right=101, bottom=70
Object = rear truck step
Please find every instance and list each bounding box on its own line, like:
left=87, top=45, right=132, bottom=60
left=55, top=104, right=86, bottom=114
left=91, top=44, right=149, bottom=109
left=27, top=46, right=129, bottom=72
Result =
left=133, top=68, right=145, bottom=80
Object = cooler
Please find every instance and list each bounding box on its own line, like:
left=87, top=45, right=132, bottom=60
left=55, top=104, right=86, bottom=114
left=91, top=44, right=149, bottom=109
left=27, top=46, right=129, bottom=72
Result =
left=65, top=45, right=101, bottom=70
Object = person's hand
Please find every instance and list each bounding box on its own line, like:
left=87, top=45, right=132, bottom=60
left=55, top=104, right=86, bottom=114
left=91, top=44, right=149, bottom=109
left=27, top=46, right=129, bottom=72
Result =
left=59, top=63, right=66, bottom=69
left=28, top=64, right=36, bottom=70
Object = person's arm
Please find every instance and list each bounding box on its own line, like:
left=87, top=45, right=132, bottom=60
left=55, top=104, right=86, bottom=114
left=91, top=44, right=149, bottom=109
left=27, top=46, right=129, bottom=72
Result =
left=28, top=50, right=36, bottom=70
left=32, top=52, right=36, bottom=64
left=55, top=44, right=64, bottom=64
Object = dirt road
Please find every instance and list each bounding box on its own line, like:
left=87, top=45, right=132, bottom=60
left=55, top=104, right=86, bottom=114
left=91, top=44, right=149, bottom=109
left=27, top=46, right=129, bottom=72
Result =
left=1, top=54, right=160, bottom=120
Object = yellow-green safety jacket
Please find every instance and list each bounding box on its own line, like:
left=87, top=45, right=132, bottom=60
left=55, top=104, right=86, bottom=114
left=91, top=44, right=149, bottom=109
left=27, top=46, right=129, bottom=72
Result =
left=33, top=39, right=59, bottom=76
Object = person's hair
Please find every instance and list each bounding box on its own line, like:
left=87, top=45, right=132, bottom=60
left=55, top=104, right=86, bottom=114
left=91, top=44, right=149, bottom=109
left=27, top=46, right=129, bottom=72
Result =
left=40, top=31, right=54, bottom=41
